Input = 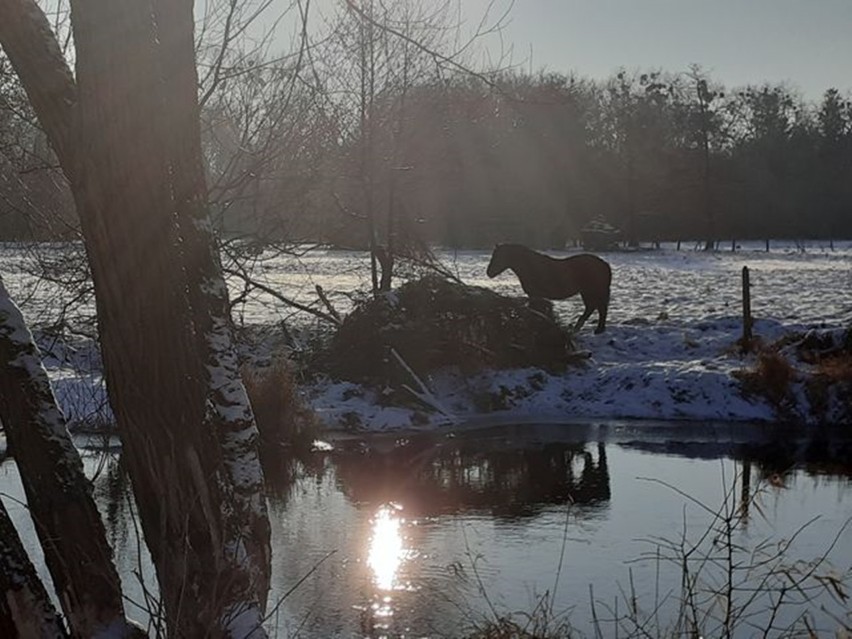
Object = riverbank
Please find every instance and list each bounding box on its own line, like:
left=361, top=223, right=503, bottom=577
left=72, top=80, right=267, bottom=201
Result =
left=304, top=318, right=850, bottom=431
left=4, top=242, right=849, bottom=433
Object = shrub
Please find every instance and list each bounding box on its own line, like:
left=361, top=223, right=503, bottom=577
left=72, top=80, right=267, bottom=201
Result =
left=242, top=359, right=318, bottom=452
left=734, top=326, right=852, bottom=423
left=754, top=350, right=795, bottom=405
left=733, top=349, right=796, bottom=415
left=806, top=348, right=852, bottom=423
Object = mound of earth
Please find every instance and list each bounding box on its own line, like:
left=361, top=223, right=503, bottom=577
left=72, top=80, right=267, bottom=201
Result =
left=315, top=275, right=574, bottom=384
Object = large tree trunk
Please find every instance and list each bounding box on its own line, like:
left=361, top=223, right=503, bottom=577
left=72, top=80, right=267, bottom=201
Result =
left=0, top=0, right=272, bottom=635
left=152, top=0, right=271, bottom=605
left=0, top=286, right=141, bottom=634
left=70, top=0, right=271, bottom=631
left=69, top=1, right=231, bottom=629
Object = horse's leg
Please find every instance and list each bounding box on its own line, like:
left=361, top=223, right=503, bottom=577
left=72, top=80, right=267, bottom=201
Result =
left=574, top=308, right=593, bottom=332
left=574, top=294, right=594, bottom=332
left=594, top=300, right=608, bottom=334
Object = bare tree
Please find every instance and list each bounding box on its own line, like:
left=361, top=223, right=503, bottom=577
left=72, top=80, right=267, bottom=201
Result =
left=677, top=65, right=728, bottom=251
left=0, top=0, right=271, bottom=635
left=316, top=0, right=512, bottom=292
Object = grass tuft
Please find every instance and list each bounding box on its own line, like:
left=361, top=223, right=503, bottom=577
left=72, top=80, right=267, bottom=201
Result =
left=733, top=348, right=796, bottom=414
left=242, top=359, right=318, bottom=453
left=754, top=349, right=796, bottom=405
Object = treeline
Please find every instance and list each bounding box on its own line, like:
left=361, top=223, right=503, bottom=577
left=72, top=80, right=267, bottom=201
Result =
left=2, top=51, right=851, bottom=247
left=321, top=69, right=852, bottom=249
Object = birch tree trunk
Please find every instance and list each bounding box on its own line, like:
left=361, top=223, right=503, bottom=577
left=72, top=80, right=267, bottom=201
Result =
left=0, top=279, right=142, bottom=637
left=0, top=0, right=272, bottom=635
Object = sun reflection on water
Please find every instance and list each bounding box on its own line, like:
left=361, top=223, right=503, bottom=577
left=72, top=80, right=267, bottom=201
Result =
left=368, top=503, right=405, bottom=591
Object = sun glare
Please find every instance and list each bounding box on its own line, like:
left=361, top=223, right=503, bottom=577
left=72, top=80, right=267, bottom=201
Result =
left=367, top=504, right=404, bottom=591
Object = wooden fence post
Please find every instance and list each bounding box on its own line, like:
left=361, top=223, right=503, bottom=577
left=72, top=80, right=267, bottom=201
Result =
left=742, top=266, right=753, bottom=352
left=740, top=459, right=752, bottom=519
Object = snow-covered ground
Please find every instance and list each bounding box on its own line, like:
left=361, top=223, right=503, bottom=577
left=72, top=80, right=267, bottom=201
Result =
left=2, top=241, right=851, bottom=432
left=303, top=242, right=852, bottom=430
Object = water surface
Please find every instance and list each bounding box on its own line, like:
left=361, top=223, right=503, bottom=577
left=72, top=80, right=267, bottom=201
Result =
left=2, top=422, right=850, bottom=637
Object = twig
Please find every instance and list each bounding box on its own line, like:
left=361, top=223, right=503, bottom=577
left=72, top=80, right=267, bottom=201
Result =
left=222, top=266, right=340, bottom=325
left=315, top=284, right=342, bottom=324
left=390, top=347, right=458, bottom=421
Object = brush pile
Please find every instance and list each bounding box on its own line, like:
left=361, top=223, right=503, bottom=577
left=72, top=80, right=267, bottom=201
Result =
left=315, top=275, right=574, bottom=384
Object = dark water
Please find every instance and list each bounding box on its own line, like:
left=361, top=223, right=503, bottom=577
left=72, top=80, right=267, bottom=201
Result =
left=2, top=422, right=851, bottom=637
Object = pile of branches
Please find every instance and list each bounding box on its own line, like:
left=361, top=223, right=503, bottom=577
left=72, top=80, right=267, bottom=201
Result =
left=315, top=275, right=574, bottom=384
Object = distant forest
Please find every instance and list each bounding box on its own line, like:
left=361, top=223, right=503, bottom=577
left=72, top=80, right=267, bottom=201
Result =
left=2, top=51, right=851, bottom=249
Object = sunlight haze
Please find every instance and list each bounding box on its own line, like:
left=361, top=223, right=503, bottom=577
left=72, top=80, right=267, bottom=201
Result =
left=279, top=0, right=852, bottom=98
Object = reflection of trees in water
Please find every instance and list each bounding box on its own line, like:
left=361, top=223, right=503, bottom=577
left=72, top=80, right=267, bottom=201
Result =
left=622, top=434, right=852, bottom=478
left=621, top=434, right=852, bottom=497
left=88, top=453, right=132, bottom=550
left=263, top=452, right=329, bottom=506
left=744, top=438, right=852, bottom=492
left=92, top=449, right=330, bottom=548
left=332, top=437, right=611, bottom=519
left=88, top=431, right=851, bottom=543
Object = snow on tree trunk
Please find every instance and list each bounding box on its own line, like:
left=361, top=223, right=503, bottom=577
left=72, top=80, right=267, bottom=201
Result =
left=0, top=501, right=67, bottom=638
left=152, top=0, right=271, bottom=613
left=69, top=0, right=270, bottom=633
left=0, top=279, right=142, bottom=638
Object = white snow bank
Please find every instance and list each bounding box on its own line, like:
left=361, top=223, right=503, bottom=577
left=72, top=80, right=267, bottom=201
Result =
left=305, top=318, right=793, bottom=431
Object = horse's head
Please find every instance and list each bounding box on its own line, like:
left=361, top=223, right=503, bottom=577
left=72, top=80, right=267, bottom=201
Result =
left=486, top=244, right=510, bottom=278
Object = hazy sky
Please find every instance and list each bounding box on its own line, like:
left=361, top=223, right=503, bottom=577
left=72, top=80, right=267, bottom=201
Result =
left=460, top=0, right=852, bottom=99
left=250, top=0, right=851, bottom=100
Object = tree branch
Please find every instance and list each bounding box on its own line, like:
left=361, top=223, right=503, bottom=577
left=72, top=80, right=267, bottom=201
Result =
left=0, top=0, right=77, bottom=171
left=223, top=266, right=342, bottom=325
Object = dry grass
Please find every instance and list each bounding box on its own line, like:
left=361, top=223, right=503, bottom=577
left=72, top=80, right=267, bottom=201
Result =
left=815, top=353, right=852, bottom=382
left=734, top=327, right=852, bottom=422
left=460, top=469, right=852, bottom=638
left=805, top=353, right=852, bottom=423
left=734, top=349, right=796, bottom=411
left=464, top=617, right=572, bottom=639
left=242, top=359, right=318, bottom=453
left=754, top=350, right=796, bottom=404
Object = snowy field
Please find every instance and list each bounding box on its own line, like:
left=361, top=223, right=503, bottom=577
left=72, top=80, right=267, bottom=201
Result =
left=2, top=241, right=851, bottom=431
left=298, top=242, right=852, bottom=430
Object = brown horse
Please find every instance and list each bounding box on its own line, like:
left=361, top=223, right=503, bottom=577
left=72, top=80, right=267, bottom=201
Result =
left=487, top=243, right=612, bottom=334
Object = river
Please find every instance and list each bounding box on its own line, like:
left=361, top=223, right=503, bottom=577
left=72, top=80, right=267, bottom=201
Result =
left=2, top=422, right=850, bottom=637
